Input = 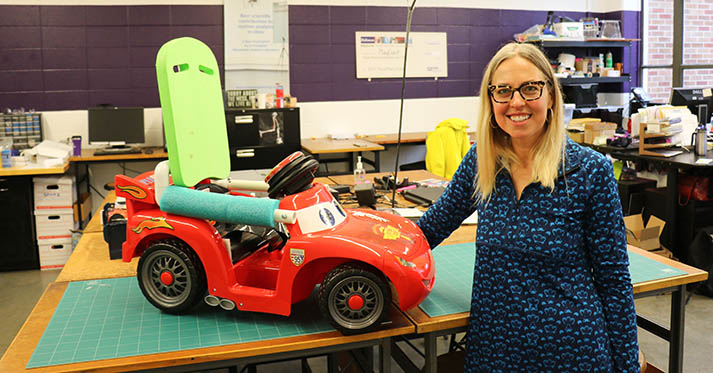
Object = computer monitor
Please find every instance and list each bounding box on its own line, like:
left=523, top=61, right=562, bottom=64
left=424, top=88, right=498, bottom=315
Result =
left=669, top=88, right=713, bottom=124
left=88, top=106, right=145, bottom=148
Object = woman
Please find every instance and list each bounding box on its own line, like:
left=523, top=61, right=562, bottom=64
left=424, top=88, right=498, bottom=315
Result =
left=417, top=42, right=639, bottom=371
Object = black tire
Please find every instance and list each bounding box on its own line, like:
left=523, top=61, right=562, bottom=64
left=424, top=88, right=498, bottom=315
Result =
left=137, top=239, right=206, bottom=314
left=318, top=264, right=391, bottom=335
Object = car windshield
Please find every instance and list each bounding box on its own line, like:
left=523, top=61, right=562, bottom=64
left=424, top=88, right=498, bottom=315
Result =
left=295, top=200, right=347, bottom=234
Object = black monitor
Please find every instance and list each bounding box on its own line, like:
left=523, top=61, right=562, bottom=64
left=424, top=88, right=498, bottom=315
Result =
left=670, top=88, right=713, bottom=124
left=88, top=106, right=145, bottom=148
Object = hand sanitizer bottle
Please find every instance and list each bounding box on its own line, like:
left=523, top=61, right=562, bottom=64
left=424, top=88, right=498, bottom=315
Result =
left=354, top=156, right=366, bottom=184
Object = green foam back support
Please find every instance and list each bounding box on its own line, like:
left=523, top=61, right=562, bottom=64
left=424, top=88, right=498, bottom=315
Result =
left=156, top=37, right=230, bottom=187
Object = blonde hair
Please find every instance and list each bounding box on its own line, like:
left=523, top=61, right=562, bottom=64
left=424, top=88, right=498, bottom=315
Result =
left=475, top=42, right=566, bottom=202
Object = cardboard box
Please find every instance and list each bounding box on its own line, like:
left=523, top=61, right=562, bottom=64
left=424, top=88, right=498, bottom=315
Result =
left=584, top=121, right=617, bottom=144
left=567, top=130, right=585, bottom=143
left=73, top=192, right=92, bottom=223
left=624, top=214, right=665, bottom=251
left=33, top=175, right=76, bottom=209
left=649, top=246, right=675, bottom=259
left=37, top=237, right=73, bottom=270
left=34, top=208, right=76, bottom=240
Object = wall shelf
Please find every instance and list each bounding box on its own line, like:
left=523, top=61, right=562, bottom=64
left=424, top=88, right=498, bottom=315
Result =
left=530, top=39, right=635, bottom=48
left=559, top=76, right=630, bottom=85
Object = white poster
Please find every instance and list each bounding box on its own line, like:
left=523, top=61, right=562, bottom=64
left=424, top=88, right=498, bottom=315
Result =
left=355, top=31, right=448, bottom=79
left=224, top=0, right=289, bottom=71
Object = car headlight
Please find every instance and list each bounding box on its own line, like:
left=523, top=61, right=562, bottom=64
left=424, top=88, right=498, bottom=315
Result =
left=395, top=255, right=416, bottom=268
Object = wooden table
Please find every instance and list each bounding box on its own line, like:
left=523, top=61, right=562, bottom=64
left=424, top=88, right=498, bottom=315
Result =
left=301, top=138, right=384, bottom=175
left=328, top=170, right=474, bottom=245
left=359, top=132, right=431, bottom=145
left=0, top=162, right=68, bottom=177
left=406, top=245, right=708, bottom=373
left=0, top=279, right=412, bottom=372
left=359, top=131, right=474, bottom=146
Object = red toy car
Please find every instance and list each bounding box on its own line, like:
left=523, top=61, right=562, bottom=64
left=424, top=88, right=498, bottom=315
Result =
left=115, top=153, right=435, bottom=334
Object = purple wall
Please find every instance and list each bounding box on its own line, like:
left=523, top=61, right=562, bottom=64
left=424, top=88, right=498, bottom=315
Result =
left=0, top=4, right=640, bottom=111
left=289, top=6, right=642, bottom=102
left=0, top=5, right=223, bottom=111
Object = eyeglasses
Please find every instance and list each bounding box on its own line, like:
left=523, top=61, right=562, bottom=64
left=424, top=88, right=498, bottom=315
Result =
left=488, top=80, right=548, bottom=103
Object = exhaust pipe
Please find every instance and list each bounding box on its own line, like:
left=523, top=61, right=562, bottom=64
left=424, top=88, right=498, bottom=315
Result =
left=219, top=298, right=236, bottom=311
left=204, top=295, right=220, bottom=307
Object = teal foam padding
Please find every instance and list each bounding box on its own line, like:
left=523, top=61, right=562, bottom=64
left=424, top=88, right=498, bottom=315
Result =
left=418, top=243, right=689, bottom=318
left=161, top=186, right=279, bottom=227
left=27, top=277, right=333, bottom=368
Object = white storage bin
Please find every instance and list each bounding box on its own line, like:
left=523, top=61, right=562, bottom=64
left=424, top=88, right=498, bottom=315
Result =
left=34, top=208, right=75, bottom=240
left=33, top=176, right=76, bottom=210
left=37, top=237, right=73, bottom=270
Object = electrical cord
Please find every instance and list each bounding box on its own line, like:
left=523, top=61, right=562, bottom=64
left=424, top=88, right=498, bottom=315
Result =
left=391, top=0, right=418, bottom=208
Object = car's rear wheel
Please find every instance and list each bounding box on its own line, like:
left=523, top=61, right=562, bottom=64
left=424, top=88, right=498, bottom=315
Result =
left=137, top=239, right=206, bottom=313
left=318, top=264, right=391, bottom=335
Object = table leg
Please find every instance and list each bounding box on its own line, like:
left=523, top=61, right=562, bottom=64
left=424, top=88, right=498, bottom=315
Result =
left=379, top=337, right=391, bottom=373
left=669, top=285, right=686, bottom=373
left=73, top=162, right=85, bottom=228
left=327, top=353, right=339, bottom=373
left=423, top=333, right=437, bottom=373
left=374, top=151, right=380, bottom=172
left=665, top=167, right=678, bottom=257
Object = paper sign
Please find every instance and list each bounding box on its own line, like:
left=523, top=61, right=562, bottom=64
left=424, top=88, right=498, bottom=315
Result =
left=355, top=31, right=447, bottom=79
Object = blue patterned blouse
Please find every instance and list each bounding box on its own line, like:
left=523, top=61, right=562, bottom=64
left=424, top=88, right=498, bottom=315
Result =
left=417, top=138, right=639, bottom=372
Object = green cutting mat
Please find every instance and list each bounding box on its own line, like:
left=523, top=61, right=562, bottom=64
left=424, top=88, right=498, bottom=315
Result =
left=418, top=243, right=475, bottom=317
left=418, top=243, right=688, bottom=318
left=27, top=277, right=333, bottom=368
left=628, top=250, right=687, bottom=284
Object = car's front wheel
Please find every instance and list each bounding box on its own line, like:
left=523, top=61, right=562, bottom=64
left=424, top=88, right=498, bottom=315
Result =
left=137, top=239, right=206, bottom=314
left=318, top=264, right=391, bottom=335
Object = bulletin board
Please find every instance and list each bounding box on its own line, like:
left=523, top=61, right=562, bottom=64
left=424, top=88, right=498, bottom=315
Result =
left=224, top=0, right=289, bottom=71
left=355, top=31, right=448, bottom=79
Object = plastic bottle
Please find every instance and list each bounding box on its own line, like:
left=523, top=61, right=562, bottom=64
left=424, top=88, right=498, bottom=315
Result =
left=354, top=156, right=366, bottom=184
left=605, top=51, right=613, bottom=68
left=275, top=83, right=284, bottom=108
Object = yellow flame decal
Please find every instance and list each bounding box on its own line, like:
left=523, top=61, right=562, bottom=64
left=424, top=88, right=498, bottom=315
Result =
left=117, top=185, right=147, bottom=199
left=372, top=224, right=412, bottom=241
left=131, top=217, right=174, bottom=234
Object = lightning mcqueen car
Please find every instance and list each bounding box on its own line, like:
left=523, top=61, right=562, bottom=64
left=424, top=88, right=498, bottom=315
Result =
left=114, top=154, right=435, bottom=334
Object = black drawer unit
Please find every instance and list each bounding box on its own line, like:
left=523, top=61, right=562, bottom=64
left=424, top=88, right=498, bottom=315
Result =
left=0, top=176, right=39, bottom=270
left=225, top=108, right=301, bottom=171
